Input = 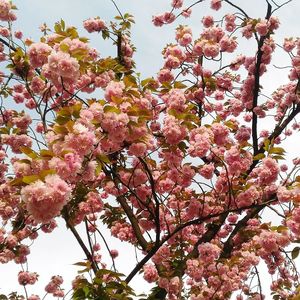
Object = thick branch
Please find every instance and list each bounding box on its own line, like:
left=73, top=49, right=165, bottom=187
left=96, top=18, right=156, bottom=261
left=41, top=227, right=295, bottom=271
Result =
left=125, top=243, right=160, bottom=284
left=251, top=2, right=272, bottom=154
left=117, top=195, right=149, bottom=251
left=63, top=215, right=98, bottom=275
left=107, top=163, right=149, bottom=251
left=248, top=102, right=300, bottom=174
left=0, top=37, right=16, bottom=52
left=138, top=157, right=161, bottom=245
left=125, top=200, right=276, bottom=284
left=220, top=206, right=263, bottom=259
left=188, top=213, right=229, bottom=259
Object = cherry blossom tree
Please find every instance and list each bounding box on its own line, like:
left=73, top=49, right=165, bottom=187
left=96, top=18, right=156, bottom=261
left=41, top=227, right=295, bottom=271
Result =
left=0, top=0, right=300, bottom=299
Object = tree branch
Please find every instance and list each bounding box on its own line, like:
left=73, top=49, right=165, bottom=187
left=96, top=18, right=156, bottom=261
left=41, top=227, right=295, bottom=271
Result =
left=138, top=157, right=161, bottom=246
left=251, top=2, right=272, bottom=154
left=63, top=214, right=98, bottom=275
left=220, top=206, right=263, bottom=259
left=116, top=195, right=149, bottom=251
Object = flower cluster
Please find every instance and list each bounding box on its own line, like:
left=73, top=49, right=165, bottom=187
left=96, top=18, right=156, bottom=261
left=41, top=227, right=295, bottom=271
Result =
left=83, top=17, right=106, bottom=33
left=21, top=175, right=71, bottom=223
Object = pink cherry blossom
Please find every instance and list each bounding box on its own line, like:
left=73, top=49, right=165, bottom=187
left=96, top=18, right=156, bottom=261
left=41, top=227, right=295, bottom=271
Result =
left=83, top=17, right=106, bottom=33
left=21, top=175, right=71, bottom=223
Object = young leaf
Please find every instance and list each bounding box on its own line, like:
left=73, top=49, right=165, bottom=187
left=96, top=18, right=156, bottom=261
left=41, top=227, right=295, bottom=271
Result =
left=292, top=247, right=300, bottom=260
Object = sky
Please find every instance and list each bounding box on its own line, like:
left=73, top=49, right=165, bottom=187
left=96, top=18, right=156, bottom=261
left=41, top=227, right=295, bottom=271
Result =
left=9, top=0, right=300, bottom=77
left=1, top=0, right=300, bottom=298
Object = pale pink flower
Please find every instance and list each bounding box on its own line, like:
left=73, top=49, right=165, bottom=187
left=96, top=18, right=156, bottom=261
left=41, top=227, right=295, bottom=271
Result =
left=104, top=81, right=125, bottom=102
left=21, top=175, right=71, bottom=223
left=44, top=51, right=80, bottom=84
left=203, top=42, right=220, bottom=58
left=83, top=17, right=106, bottom=33
left=283, top=38, right=296, bottom=52
left=268, top=16, right=280, bottom=31
left=172, top=0, right=183, bottom=9
left=210, top=0, right=222, bottom=10
left=18, top=271, right=38, bottom=286
left=182, top=8, right=192, bottom=18
left=14, top=30, right=23, bottom=39
left=202, top=16, right=214, bottom=28
left=28, top=295, right=40, bottom=300
left=110, top=249, right=118, bottom=258
left=0, top=27, right=9, bottom=37
left=255, top=20, right=269, bottom=36
left=0, top=0, right=11, bottom=21
left=162, top=115, right=187, bottom=145
left=128, top=142, right=147, bottom=157
left=257, top=157, right=279, bottom=185
left=28, top=43, right=52, bottom=68
left=199, top=163, right=214, bottom=179
left=157, top=69, right=174, bottom=83
left=143, top=263, right=158, bottom=283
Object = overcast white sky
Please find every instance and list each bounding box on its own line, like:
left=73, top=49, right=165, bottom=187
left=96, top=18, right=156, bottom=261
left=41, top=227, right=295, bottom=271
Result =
left=1, top=0, right=300, bottom=298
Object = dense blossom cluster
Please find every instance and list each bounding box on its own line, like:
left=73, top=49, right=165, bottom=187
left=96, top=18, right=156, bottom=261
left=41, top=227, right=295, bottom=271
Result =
left=0, top=0, right=300, bottom=299
left=83, top=17, right=106, bottom=33
left=21, top=175, right=72, bottom=223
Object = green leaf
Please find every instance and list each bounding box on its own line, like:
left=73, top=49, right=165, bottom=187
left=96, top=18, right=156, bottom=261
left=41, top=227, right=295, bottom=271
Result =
left=22, top=175, right=40, bottom=184
left=272, top=155, right=285, bottom=161
left=55, top=115, right=71, bottom=125
left=82, top=286, right=90, bottom=297
left=127, top=89, right=141, bottom=98
left=18, top=159, right=31, bottom=164
left=53, top=125, right=68, bottom=134
left=124, top=13, right=134, bottom=19
left=183, top=113, right=199, bottom=123
left=54, top=22, right=62, bottom=34
left=123, top=75, right=137, bottom=88
left=95, top=164, right=102, bottom=176
left=60, top=43, right=69, bottom=52
left=40, top=149, right=54, bottom=157
left=102, top=30, right=110, bottom=40
left=96, top=269, right=125, bottom=278
left=269, top=147, right=286, bottom=155
left=161, top=82, right=172, bottom=89
left=110, top=95, right=123, bottom=104
left=103, top=105, right=121, bottom=114
left=168, top=108, right=178, bottom=118
left=174, top=81, right=187, bottom=89
left=178, top=141, right=187, bottom=151
left=253, top=153, right=265, bottom=161
left=224, top=120, right=238, bottom=131
left=79, top=37, right=89, bottom=43
left=263, top=138, right=270, bottom=151
left=72, top=103, right=83, bottom=118
left=0, top=127, right=10, bottom=134
left=141, top=78, right=154, bottom=87
left=292, top=247, right=300, bottom=259
left=66, top=26, right=79, bottom=39
left=39, top=169, right=56, bottom=179
left=10, top=177, right=24, bottom=186
left=61, top=19, right=66, bottom=31
left=19, top=146, right=38, bottom=159
left=73, top=261, right=89, bottom=267
left=276, top=225, right=288, bottom=233
left=146, top=286, right=167, bottom=300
